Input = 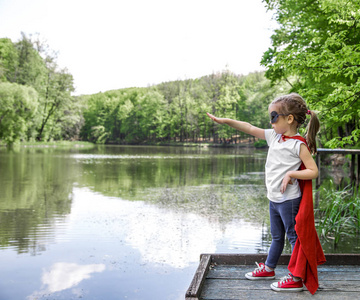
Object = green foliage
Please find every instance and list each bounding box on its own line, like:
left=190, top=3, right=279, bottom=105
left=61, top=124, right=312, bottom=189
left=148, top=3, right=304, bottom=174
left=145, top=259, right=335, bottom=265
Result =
left=14, top=33, right=48, bottom=92
left=0, top=82, right=38, bottom=145
left=35, top=66, right=76, bottom=141
left=0, top=38, right=18, bottom=81
left=316, top=183, right=359, bottom=245
left=90, top=125, right=109, bottom=144
left=262, top=0, right=360, bottom=148
left=0, top=33, right=78, bottom=145
left=81, top=71, right=288, bottom=144
left=254, top=139, right=268, bottom=148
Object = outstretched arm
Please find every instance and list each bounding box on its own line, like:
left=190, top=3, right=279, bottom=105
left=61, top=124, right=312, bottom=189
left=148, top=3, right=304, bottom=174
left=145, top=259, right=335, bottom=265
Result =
left=206, top=113, right=266, bottom=140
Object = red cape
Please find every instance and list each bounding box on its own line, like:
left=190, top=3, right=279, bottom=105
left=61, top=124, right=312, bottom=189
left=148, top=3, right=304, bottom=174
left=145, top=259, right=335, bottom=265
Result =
left=286, top=136, right=326, bottom=294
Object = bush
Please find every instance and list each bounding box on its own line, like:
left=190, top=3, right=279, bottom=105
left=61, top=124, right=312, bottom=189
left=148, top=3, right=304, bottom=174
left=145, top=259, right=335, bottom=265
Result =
left=316, top=183, right=359, bottom=245
left=254, top=139, right=268, bottom=148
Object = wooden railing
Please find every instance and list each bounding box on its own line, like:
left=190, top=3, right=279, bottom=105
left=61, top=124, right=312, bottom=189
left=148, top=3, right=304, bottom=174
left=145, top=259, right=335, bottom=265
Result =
left=316, top=148, right=360, bottom=188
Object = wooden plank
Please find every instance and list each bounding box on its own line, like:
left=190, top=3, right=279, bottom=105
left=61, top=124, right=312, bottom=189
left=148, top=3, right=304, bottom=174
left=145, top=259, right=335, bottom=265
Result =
left=206, top=265, right=360, bottom=280
left=317, top=148, right=360, bottom=154
left=324, top=253, right=360, bottom=265
left=185, top=254, right=360, bottom=299
left=201, top=286, right=360, bottom=300
left=207, top=253, right=360, bottom=266
left=201, top=278, right=360, bottom=299
left=185, top=254, right=212, bottom=299
left=202, top=278, right=360, bottom=292
left=201, top=291, right=360, bottom=300
left=209, top=253, right=291, bottom=265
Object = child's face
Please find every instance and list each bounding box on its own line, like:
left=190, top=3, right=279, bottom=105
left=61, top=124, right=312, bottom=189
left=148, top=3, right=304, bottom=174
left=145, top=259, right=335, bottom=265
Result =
left=268, top=103, right=290, bottom=135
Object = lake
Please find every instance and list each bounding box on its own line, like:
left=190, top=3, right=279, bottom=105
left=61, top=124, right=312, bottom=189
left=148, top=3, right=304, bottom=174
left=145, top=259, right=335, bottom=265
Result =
left=0, top=145, right=357, bottom=300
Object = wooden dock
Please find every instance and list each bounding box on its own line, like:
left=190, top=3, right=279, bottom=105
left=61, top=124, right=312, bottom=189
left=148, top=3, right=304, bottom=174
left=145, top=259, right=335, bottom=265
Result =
left=186, top=254, right=360, bottom=300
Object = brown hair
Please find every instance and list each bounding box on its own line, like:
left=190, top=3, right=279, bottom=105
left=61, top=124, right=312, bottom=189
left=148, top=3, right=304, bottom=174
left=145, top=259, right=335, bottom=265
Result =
left=271, top=93, right=320, bottom=154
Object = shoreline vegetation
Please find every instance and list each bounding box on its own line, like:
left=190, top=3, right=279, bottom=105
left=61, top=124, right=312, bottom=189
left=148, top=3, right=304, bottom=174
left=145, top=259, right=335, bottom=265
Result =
left=0, top=139, right=266, bottom=149
left=0, top=140, right=94, bottom=148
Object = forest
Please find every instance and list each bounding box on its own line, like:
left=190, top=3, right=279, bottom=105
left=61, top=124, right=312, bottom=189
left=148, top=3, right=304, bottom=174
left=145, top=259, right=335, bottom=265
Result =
left=0, top=0, right=359, bottom=148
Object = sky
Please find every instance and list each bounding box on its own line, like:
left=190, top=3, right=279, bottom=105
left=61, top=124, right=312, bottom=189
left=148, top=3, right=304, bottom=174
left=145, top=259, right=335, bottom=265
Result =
left=0, top=0, right=276, bottom=95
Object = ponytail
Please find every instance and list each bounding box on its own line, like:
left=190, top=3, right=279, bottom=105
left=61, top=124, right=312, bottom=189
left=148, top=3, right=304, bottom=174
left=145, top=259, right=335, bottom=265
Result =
left=272, top=93, right=320, bottom=154
left=305, top=110, right=320, bottom=155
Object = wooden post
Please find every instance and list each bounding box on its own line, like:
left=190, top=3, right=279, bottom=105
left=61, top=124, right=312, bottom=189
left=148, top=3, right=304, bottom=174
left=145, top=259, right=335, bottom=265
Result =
left=357, top=154, right=360, bottom=187
left=316, top=152, right=321, bottom=189
left=351, top=154, right=356, bottom=185
left=185, top=254, right=211, bottom=300
left=315, top=152, right=321, bottom=208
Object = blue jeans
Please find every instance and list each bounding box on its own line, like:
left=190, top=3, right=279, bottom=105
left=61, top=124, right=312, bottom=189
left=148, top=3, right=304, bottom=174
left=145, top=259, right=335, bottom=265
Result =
left=265, top=196, right=302, bottom=269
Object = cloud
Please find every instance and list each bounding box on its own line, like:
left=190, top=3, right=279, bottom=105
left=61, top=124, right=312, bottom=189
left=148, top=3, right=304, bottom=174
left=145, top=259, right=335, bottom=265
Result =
left=28, top=262, right=105, bottom=299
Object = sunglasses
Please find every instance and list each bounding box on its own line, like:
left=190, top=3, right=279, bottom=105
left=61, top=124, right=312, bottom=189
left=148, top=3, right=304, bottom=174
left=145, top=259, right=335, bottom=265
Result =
left=270, top=111, right=288, bottom=124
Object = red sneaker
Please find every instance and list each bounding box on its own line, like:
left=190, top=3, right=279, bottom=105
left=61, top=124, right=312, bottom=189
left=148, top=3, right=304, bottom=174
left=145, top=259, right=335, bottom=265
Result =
left=270, top=273, right=303, bottom=292
left=245, top=262, right=275, bottom=280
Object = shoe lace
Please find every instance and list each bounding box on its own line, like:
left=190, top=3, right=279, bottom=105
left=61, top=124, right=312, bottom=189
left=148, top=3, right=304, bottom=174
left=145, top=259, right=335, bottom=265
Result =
left=253, top=262, right=264, bottom=274
left=278, top=274, right=293, bottom=285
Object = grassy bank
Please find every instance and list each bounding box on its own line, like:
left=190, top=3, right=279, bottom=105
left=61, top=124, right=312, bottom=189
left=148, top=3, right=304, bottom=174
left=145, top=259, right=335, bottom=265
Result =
left=0, top=140, right=95, bottom=149
left=316, top=183, right=359, bottom=246
left=107, top=139, right=267, bottom=149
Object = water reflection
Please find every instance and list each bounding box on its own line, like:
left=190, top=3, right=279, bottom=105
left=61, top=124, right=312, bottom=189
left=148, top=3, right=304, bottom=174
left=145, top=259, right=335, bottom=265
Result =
left=66, top=187, right=271, bottom=269
left=124, top=203, right=221, bottom=268
left=0, top=146, right=269, bottom=258
left=0, top=145, right=357, bottom=300
left=73, top=146, right=267, bottom=201
left=0, top=149, right=74, bottom=254
left=29, top=262, right=105, bottom=298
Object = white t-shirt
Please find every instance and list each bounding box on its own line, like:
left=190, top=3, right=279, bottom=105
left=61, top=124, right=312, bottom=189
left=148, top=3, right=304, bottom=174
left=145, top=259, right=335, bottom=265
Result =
left=264, top=129, right=305, bottom=203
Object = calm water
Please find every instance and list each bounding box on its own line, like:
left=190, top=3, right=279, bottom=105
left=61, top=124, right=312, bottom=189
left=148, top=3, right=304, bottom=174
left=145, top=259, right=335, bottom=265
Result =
left=0, top=145, right=357, bottom=300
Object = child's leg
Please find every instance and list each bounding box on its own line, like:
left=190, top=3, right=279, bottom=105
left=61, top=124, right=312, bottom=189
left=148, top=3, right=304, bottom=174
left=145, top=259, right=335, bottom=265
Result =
left=281, top=196, right=302, bottom=250
left=245, top=200, right=282, bottom=280
left=281, top=196, right=302, bottom=280
left=268, top=198, right=304, bottom=292
left=265, top=201, right=286, bottom=269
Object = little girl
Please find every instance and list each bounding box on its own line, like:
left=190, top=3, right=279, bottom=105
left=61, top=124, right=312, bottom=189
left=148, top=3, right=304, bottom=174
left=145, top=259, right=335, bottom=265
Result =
left=207, top=93, right=325, bottom=293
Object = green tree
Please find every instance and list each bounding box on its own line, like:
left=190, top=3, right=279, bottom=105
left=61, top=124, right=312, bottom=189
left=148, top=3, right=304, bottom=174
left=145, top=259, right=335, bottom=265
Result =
left=215, top=72, right=242, bottom=142
left=157, top=80, right=183, bottom=142
left=0, top=82, right=38, bottom=145
left=136, top=89, right=167, bottom=141
left=0, top=33, right=78, bottom=142
left=0, top=38, right=18, bottom=82
left=117, top=89, right=143, bottom=143
left=262, top=0, right=360, bottom=148
left=81, top=93, right=107, bottom=143
left=202, top=73, right=222, bottom=143
left=36, top=64, right=75, bottom=140
left=14, top=33, right=47, bottom=92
